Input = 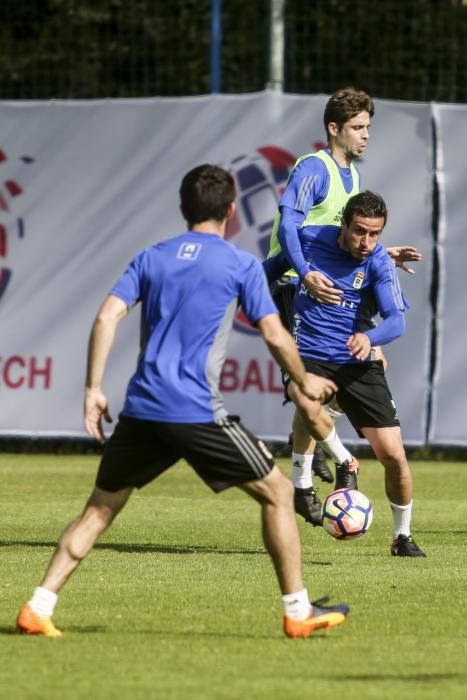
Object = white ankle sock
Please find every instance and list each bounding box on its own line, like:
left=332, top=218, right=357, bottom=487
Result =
left=318, top=427, right=351, bottom=464
left=28, top=586, right=58, bottom=619
left=390, top=500, right=413, bottom=539
left=291, top=453, right=313, bottom=489
left=282, top=588, right=311, bottom=621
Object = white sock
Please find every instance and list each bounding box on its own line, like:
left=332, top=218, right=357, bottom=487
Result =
left=282, top=588, right=311, bottom=621
left=390, top=500, right=413, bottom=539
left=291, top=452, right=313, bottom=489
left=28, top=586, right=58, bottom=619
left=318, top=427, right=352, bottom=465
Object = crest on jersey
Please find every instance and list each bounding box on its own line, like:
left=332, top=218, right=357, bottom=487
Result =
left=353, top=271, right=365, bottom=289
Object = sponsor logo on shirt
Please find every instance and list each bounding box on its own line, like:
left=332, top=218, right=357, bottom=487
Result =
left=333, top=205, right=345, bottom=223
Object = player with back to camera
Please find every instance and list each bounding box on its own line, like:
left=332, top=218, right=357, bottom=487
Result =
left=266, top=87, right=421, bottom=527
left=273, top=190, right=426, bottom=557
left=16, top=164, right=350, bottom=639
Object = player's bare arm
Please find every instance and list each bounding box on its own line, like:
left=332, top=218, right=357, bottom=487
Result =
left=257, top=313, right=336, bottom=402
left=85, top=294, right=129, bottom=443
left=386, top=246, right=423, bottom=275
left=302, top=270, right=343, bottom=304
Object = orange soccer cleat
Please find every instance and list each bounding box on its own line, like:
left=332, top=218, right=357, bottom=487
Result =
left=284, top=597, right=349, bottom=639
left=16, top=603, right=62, bottom=637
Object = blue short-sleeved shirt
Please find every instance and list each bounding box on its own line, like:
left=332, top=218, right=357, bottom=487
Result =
left=111, top=231, right=277, bottom=422
left=293, top=230, right=407, bottom=364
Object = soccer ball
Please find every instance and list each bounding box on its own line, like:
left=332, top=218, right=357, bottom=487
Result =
left=322, top=488, right=373, bottom=540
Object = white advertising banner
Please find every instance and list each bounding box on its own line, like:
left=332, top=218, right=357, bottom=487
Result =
left=429, top=104, right=467, bottom=445
left=0, top=94, right=433, bottom=442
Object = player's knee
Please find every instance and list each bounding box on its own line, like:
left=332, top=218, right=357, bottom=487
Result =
left=276, top=473, right=295, bottom=511
left=289, top=387, right=321, bottom=422
left=278, top=473, right=294, bottom=502
left=262, top=467, right=294, bottom=507
left=71, top=507, right=112, bottom=557
left=379, top=446, right=407, bottom=470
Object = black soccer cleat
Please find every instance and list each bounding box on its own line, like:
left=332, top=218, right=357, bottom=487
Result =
left=335, top=457, right=360, bottom=490
left=391, top=534, right=426, bottom=557
left=312, top=446, right=334, bottom=483
left=294, top=487, right=323, bottom=527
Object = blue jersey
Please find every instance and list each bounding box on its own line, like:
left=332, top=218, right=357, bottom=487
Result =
left=110, top=231, right=277, bottom=422
left=269, top=149, right=359, bottom=279
left=279, top=149, right=357, bottom=215
left=293, top=229, right=407, bottom=364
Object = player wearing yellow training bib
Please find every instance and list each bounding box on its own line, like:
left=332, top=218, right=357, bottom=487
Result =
left=267, top=87, right=373, bottom=526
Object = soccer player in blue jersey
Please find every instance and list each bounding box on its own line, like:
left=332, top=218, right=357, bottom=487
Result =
left=283, top=190, right=426, bottom=557
left=267, top=87, right=421, bottom=526
left=16, top=164, right=350, bottom=638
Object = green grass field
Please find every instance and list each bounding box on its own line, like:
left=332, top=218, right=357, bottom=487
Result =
left=1, top=453, right=466, bottom=700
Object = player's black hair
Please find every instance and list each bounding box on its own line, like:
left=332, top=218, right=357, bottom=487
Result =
left=323, top=87, right=375, bottom=134
left=342, top=190, right=388, bottom=227
left=180, top=164, right=235, bottom=226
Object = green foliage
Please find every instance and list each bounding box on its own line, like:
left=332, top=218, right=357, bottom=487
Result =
left=0, top=0, right=211, bottom=98
left=1, top=454, right=467, bottom=699
left=1, top=0, right=466, bottom=100
left=0, top=0, right=269, bottom=98
left=285, top=0, right=467, bottom=102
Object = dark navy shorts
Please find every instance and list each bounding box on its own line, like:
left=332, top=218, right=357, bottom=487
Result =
left=96, top=414, right=275, bottom=493
left=291, top=358, right=400, bottom=436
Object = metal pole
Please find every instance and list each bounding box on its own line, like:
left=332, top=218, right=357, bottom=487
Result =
left=268, top=0, right=285, bottom=91
left=210, top=0, right=222, bottom=93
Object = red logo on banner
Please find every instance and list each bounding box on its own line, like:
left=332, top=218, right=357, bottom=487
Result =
left=0, top=149, right=52, bottom=390
left=0, top=148, right=34, bottom=300
left=224, top=145, right=296, bottom=335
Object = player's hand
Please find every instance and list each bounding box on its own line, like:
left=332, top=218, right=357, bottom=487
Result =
left=300, top=374, right=337, bottom=403
left=386, top=246, right=422, bottom=275
left=303, top=271, right=343, bottom=304
left=347, top=332, right=372, bottom=361
left=84, top=387, right=112, bottom=444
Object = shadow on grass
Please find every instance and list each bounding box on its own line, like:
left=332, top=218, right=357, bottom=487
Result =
left=1, top=625, right=333, bottom=640
left=1, top=625, right=107, bottom=636
left=335, top=673, right=467, bottom=683
left=417, top=530, right=467, bottom=535
left=0, top=539, right=333, bottom=564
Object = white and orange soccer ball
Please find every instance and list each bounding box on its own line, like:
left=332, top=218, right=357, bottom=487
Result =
left=322, top=488, right=373, bottom=540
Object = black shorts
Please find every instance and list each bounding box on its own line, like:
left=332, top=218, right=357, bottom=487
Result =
left=300, top=359, right=400, bottom=435
left=96, top=414, right=275, bottom=493
left=270, top=277, right=296, bottom=390
left=270, top=276, right=296, bottom=333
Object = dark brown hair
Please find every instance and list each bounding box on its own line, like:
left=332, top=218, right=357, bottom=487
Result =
left=180, top=164, right=235, bottom=226
left=342, top=190, right=387, bottom=227
left=323, top=87, right=375, bottom=135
